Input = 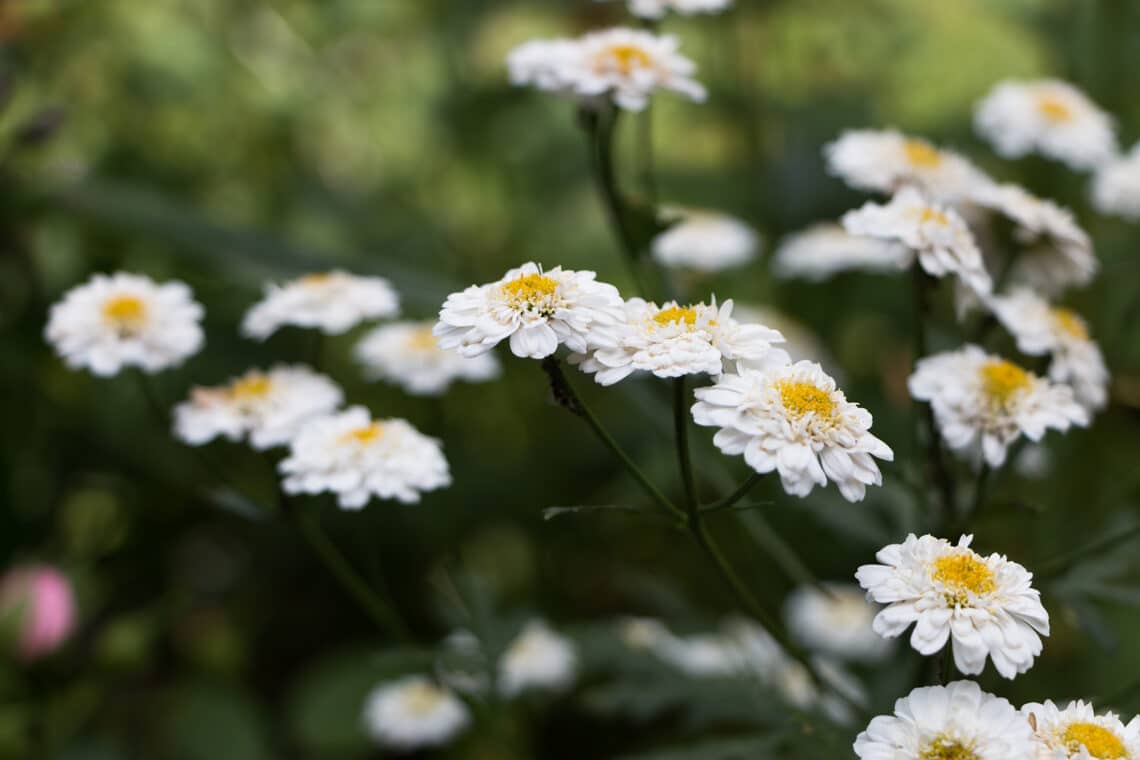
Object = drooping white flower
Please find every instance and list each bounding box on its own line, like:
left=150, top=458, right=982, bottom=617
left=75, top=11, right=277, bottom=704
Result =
left=434, top=262, right=624, bottom=360
left=241, top=271, right=399, bottom=340
left=279, top=406, right=449, bottom=508
left=626, top=0, right=734, bottom=20
left=784, top=584, right=892, bottom=663
left=771, top=223, right=913, bottom=281
left=842, top=187, right=993, bottom=296
left=355, top=321, right=500, bottom=396
left=498, top=621, right=577, bottom=697
left=854, top=680, right=1035, bottom=759
left=856, top=534, right=1049, bottom=679
left=908, top=345, right=1088, bottom=467
left=173, top=365, right=343, bottom=450
left=362, top=676, right=470, bottom=751
left=1091, top=142, right=1140, bottom=221
left=974, top=79, right=1117, bottom=171
left=651, top=209, right=759, bottom=272
left=1021, top=699, right=1140, bottom=760
left=45, top=272, right=205, bottom=377
left=692, top=360, right=893, bottom=502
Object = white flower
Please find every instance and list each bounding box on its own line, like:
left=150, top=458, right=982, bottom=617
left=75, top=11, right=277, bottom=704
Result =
left=692, top=360, right=893, bottom=502
left=626, top=0, right=734, bottom=19
left=279, top=406, right=449, bottom=508
left=856, top=534, right=1049, bottom=679
left=1022, top=699, right=1140, bottom=760
left=651, top=209, right=759, bottom=272
left=498, top=621, right=577, bottom=697
left=784, top=583, right=893, bottom=663
left=771, top=223, right=913, bottom=281
left=434, top=262, right=624, bottom=360
left=974, top=79, right=1117, bottom=171
left=173, top=365, right=343, bottom=450
left=1091, top=142, right=1140, bottom=220
left=355, top=321, right=500, bottom=396
left=908, top=345, right=1089, bottom=467
left=45, top=272, right=204, bottom=377
left=842, top=187, right=993, bottom=296
left=362, top=676, right=470, bottom=751
left=507, top=38, right=582, bottom=93
left=989, top=289, right=1108, bottom=412
left=731, top=305, right=833, bottom=369
left=241, top=271, right=399, bottom=339
left=854, top=680, right=1035, bottom=759
left=572, top=298, right=787, bottom=385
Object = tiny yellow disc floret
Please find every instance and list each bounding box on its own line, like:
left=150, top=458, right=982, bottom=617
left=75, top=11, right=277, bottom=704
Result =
left=1062, top=723, right=1128, bottom=759
left=1038, top=95, right=1074, bottom=123
left=919, top=207, right=950, bottom=226
left=776, top=380, right=836, bottom=421
left=980, top=359, right=1032, bottom=405
left=920, top=737, right=980, bottom=760
left=1053, top=308, right=1090, bottom=340
left=103, top=295, right=147, bottom=325
left=603, top=44, right=653, bottom=74
left=230, top=373, right=273, bottom=400
left=933, top=553, right=996, bottom=604
left=653, top=305, right=698, bottom=327
left=905, top=140, right=943, bottom=168
left=503, top=273, right=558, bottom=303
left=407, top=326, right=440, bottom=351
left=345, top=422, right=384, bottom=445
left=402, top=682, right=446, bottom=716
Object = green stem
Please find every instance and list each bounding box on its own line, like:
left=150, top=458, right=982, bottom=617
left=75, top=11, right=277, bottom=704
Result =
left=938, top=647, right=955, bottom=685
left=701, top=472, right=763, bottom=513
left=966, top=463, right=992, bottom=527
left=673, top=377, right=698, bottom=509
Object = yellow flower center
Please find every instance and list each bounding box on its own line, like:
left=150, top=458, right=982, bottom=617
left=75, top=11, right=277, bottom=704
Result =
left=1062, top=722, right=1128, bottom=759
left=102, top=295, right=147, bottom=328
left=502, top=273, right=558, bottom=304
left=921, top=738, right=980, bottom=760
left=402, top=683, right=445, bottom=716
left=602, top=44, right=653, bottom=74
left=919, top=207, right=950, bottom=226
left=653, top=305, right=699, bottom=327
left=776, top=380, right=836, bottom=421
left=407, top=326, right=440, bottom=351
left=904, top=140, right=943, bottom=168
left=300, top=272, right=335, bottom=286
left=1038, top=95, right=1074, bottom=123
left=932, top=552, right=996, bottom=605
left=344, top=422, right=383, bottom=445
left=1053, top=308, right=1089, bottom=340
left=980, top=359, right=1032, bottom=405
left=230, top=373, right=273, bottom=400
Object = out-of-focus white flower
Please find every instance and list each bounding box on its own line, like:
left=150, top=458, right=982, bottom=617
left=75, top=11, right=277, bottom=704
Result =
left=571, top=298, right=787, bottom=385
left=771, top=223, right=913, bottom=281
left=1021, top=699, right=1140, bottom=760
left=784, top=584, right=892, bottom=663
left=692, top=361, right=892, bottom=502
left=498, top=621, right=577, bottom=697
left=854, top=680, right=1034, bottom=759
left=45, top=272, right=204, bottom=377
left=355, top=321, right=500, bottom=396
left=651, top=209, right=759, bottom=272
left=435, top=262, right=624, bottom=360
left=362, top=676, right=470, bottom=751
left=1091, top=142, right=1140, bottom=220
left=279, top=406, right=449, bottom=508
left=908, top=345, right=1088, bottom=467
left=626, top=0, right=733, bottom=20
left=842, top=187, right=993, bottom=296
left=173, top=365, right=343, bottom=450
left=857, top=534, right=1049, bottom=679
left=731, top=305, right=832, bottom=370
left=241, top=271, right=399, bottom=340
left=974, top=79, right=1117, bottom=171
left=507, top=38, right=582, bottom=93
left=619, top=617, right=672, bottom=651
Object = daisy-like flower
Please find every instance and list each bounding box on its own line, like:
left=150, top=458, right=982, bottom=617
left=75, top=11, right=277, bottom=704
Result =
left=842, top=187, right=993, bottom=296
left=1091, top=142, right=1140, bottom=221
left=854, top=680, right=1035, bottom=759
left=626, top=0, right=734, bottom=20
left=691, top=360, right=893, bottom=502
left=507, top=38, right=582, bottom=94
left=355, top=321, right=500, bottom=396
left=1022, top=699, right=1140, bottom=759
left=362, top=676, right=470, bottom=751
left=241, top=271, right=399, bottom=340
left=908, top=345, right=1088, bottom=467
left=497, top=621, right=578, bottom=697
left=45, top=272, right=204, bottom=377
left=856, top=534, right=1049, bottom=679
left=784, top=583, right=893, bottom=663
left=172, top=365, right=343, bottom=450
left=990, top=289, right=1108, bottom=412
left=571, top=297, right=788, bottom=386
left=732, top=304, right=833, bottom=368
left=974, top=79, right=1117, bottom=171
left=771, top=223, right=913, bottom=281
left=651, top=208, right=759, bottom=272
left=279, top=406, right=449, bottom=508
left=434, top=262, right=624, bottom=360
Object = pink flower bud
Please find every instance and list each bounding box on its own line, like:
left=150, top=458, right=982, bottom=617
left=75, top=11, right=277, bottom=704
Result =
left=0, top=564, right=77, bottom=661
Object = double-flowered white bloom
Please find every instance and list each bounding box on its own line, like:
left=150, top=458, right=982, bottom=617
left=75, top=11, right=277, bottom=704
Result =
left=435, top=262, right=624, bottom=360
left=362, top=676, right=470, bottom=751
left=908, top=345, right=1088, bottom=467
left=854, top=680, right=1035, bottom=759
left=626, top=0, right=733, bottom=19
left=826, top=130, right=991, bottom=202
left=1022, top=699, right=1140, bottom=759
left=785, top=583, right=892, bottom=663
left=771, top=223, right=913, bottom=281
left=279, top=406, right=449, bottom=508
left=241, top=271, right=399, bottom=340
left=507, top=38, right=582, bottom=93
left=692, top=360, right=892, bottom=502
left=975, top=79, right=1117, bottom=171
left=856, top=534, right=1049, bottom=679
left=46, top=272, right=204, bottom=377
left=1091, top=142, right=1140, bottom=221
left=498, top=621, right=578, bottom=697
left=355, top=321, right=500, bottom=396
left=651, top=209, right=759, bottom=272
left=173, top=365, right=342, bottom=449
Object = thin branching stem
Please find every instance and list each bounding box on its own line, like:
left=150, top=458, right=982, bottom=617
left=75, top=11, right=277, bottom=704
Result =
left=673, top=377, right=699, bottom=510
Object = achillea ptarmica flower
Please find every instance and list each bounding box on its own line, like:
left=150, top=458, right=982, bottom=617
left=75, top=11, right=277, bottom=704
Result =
left=172, top=365, right=343, bottom=450
left=974, top=79, right=1117, bottom=171
left=497, top=621, right=578, bottom=697
left=908, top=345, right=1088, bottom=467
left=241, top=271, right=399, bottom=340
left=434, top=262, right=624, bottom=360
left=856, top=534, right=1049, bottom=679
left=279, top=406, right=449, bottom=508
left=571, top=297, right=788, bottom=385
left=45, top=272, right=205, bottom=377
left=0, top=564, right=77, bottom=661
left=771, top=223, right=913, bottom=281
left=506, top=38, right=582, bottom=94
left=732, top=304, right=833, bottom=368
left=1091, top=142, right=1140, bottom=221
left=651, top=208, right=759, bottom=272
left=854, top=680, right=1035, bottom=759
left=626, top=0, right=734, bottom=20
left=1021, top=699, right=1140, bottom=759
left=362, top=676, right=470, bottom=750
left=355, top=321, right=500, bottom=396
left=691, top=360, right=893, bottom=502
left=842, top=187, right=993, bottom=296
left=784, top=583, right=892, bottom=663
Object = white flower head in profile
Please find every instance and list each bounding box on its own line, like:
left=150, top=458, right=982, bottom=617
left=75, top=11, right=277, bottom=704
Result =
left=692, top=360, right=893, bottom=502
left=241, top=271, right=399, bottom=340
left=498, top=621, right=577, bottom=697
left=571, top=27, right=706, bottom=111
left=45, top=272, right=205, bottom=377
left=626, top=0, right=734, bottom=20
left=771, top=223, right=913, bottom=281
left=974, top=79, right=1117, bottom=171
left=173, top=365, right=342, bottom=450
left=908, top=345, right=1088, bottom=467
left=651, top=208, right=759, bottom=272
left=279, top=406, right=449, bottom=508
left=856, top=534, right=1049, bottom=679
left=362, top=676, right=470, bottom=751
left=507, top=38, right=582, bottom=94
left=1021, top=699, right=1140, bottom=760
left=842, top=187, right=993, bottom=296
left=435, top=262, right=624, bottom=360
left=854, top=680, right=1034, bottom=759
left=784, top=583, right=892, bottom=663
left=1091, top=142, right=1140, bottom=221
left=732, top=304, right=833, bottom=369
left=355, top=321, right=500, bottom=396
